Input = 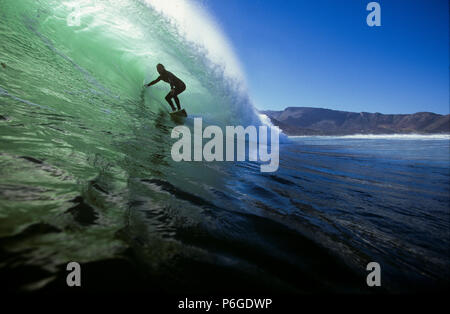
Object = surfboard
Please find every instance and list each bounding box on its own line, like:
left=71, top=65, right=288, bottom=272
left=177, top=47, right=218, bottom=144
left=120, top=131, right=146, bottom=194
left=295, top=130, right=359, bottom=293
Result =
left=170, top=108, right=187, bottom=118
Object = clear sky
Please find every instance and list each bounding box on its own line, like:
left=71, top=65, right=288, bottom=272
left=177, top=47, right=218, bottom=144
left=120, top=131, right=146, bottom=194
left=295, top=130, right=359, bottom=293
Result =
left=204, top=0, right=449, bottom=114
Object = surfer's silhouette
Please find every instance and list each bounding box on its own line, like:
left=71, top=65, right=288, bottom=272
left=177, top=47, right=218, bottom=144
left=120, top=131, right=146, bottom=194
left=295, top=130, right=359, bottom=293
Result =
left=146, top=64, right=186, bottom=112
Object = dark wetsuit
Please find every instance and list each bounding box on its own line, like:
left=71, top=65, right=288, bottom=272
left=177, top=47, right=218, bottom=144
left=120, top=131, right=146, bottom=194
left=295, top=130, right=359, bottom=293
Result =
left=159, top=70, right=186, bottom=111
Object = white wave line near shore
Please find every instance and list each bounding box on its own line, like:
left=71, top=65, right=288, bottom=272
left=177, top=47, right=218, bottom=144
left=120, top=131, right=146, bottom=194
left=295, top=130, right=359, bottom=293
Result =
left=289, top=134, right=450, bottom=140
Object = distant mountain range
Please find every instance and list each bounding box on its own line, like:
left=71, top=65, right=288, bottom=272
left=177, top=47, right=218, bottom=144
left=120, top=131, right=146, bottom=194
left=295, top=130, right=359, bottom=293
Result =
left=261, top=107, right=450, bottom=136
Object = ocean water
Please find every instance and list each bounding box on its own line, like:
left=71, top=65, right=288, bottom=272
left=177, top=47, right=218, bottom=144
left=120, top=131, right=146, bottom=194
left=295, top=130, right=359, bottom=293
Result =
left=0, top=0, right=449, bottom=293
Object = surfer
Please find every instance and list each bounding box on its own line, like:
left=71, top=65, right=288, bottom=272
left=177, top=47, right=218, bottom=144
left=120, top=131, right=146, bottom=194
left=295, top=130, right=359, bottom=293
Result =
left=146, top=64, right=186, bottom=112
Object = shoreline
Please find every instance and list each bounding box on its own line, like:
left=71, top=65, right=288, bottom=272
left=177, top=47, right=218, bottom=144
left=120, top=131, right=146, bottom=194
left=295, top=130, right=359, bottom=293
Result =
left=288, top=134, right=450, bottom=139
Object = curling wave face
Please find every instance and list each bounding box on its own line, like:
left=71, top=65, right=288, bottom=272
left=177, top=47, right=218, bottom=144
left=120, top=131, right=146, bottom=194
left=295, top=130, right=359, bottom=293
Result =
left=0, top=0, right=260, bottom=126
left=0, top=0, right=267, bottom=290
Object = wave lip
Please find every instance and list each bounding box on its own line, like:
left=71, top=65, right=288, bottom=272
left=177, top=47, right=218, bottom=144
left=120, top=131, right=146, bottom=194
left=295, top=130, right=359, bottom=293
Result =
left=144, top=0, right=245, bottom=84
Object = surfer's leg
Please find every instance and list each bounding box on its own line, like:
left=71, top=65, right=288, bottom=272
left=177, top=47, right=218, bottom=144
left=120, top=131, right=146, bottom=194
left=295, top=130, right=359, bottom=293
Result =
left=165, top=93, right=176, bottom=111
left=173, top=95, right=181, bottom=110
left=173, top=85, right=185, bottom=110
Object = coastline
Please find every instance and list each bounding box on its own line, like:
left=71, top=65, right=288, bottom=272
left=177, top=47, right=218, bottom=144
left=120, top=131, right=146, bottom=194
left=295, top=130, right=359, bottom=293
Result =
left=288, top=134, right=450, bottom=139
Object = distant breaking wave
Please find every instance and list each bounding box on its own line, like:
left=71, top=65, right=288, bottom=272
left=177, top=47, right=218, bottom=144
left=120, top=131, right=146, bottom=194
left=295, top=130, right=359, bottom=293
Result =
left=290, top=134, right=450, bottom=140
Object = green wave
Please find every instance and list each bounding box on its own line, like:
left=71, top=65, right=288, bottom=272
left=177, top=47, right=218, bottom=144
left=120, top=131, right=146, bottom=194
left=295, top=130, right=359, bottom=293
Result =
left=0, top=0, right=262, bottom=290
left=0, top=0, right=259, bottom=126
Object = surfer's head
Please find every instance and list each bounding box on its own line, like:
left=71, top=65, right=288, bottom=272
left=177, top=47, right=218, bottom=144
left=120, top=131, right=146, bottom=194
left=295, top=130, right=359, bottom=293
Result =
left=157, top=63, right=165, bottom=74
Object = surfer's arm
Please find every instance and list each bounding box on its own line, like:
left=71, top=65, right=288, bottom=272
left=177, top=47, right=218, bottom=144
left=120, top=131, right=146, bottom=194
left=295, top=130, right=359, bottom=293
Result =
left=146, top=77, right=161, bottom=87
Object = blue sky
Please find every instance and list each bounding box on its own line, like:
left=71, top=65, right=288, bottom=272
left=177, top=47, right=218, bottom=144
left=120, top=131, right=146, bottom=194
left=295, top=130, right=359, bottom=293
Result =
left=205, top=0, right=449, bottom=114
